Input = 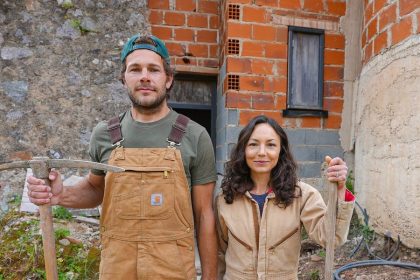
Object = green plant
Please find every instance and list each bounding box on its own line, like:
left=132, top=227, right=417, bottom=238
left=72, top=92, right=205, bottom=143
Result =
left=317, top=249, right=326, bottom=258
left=309, top=269, right=320, bottom=280
left=53, top=206, right=73, bottom=220
left=69, top=18, right=92, bottom=34
left=346, top=170, right=355, bottom=194
left=362, top=224, right=374, bottom=243
left=55, top=228, right=70, bottom=240
left=61, top=2, right=75, bottom=9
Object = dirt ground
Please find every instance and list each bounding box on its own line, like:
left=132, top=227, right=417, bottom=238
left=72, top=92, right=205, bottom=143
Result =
left=298, top=214, right=420, bottom=280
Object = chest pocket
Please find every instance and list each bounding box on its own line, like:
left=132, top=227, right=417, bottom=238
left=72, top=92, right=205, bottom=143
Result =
left=112, top=166, right=175, bottom=221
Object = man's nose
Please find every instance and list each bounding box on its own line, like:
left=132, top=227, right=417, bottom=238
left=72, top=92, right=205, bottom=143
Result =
left=139, top=68, right=150, bottom=80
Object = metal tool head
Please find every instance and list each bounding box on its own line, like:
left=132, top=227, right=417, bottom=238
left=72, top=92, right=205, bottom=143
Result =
left=0, top=158, right=124, bottom=173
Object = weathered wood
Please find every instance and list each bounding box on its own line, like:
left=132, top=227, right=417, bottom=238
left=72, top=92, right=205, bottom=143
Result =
left=323, top=162, right=338, bottom=280
left=30, top=157, right=58, bottom=280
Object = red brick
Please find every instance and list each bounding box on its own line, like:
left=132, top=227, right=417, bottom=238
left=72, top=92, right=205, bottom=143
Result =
left=391, top=16, right=412, bottom=45
left=197, top=30, right=217, bottom=43
left=374, top=0, right=388, bottom=13
left=373, top=30, right=388, bottom=55
left=229, top=0, right=251, bottom=3
left=301, top=117, right=321, bottom=128
left=187, top=14, right=208, bottom=28
left=175, top=56, right=197, bottom=66
left=198, top=58, right=219, bottom=68
left=276, top=26, right=288, bottom=42
left=188, top=44, right=209, bottom=57
left=251, top=59, right=274, bottom=75
left=227, top=57, right=252, bottom=73
left=327, top=1, right=346, bottom=16
left=175, top=0, right=196, bottom=11
left=252, top=25, right=277, bottom=41
left=226, top=91, right=251, bottom=108
left=324, top=66, right=344, bottom=81
left=149, top=10, right=164, bottom=24
left=227, top=22, right=252, bottom=38
left=279, top=0, right=301, bottom=9
left=209, top=15, right=219, bottom=29
left=275, top=94, right=287, bottom=110
left=240, top=75, right=265, bottom=91
left=252, top=94, right=275, bottom=110
left=151, top=26, right=172, bottom=40
left=243, top=6, right=268, bottom=22
left=264, top=77, right=287, bottom=92
left=324, top=82, right=344, bottom=97
left=400, top=0, right=418, bottom=16
left=174, top=28, right=194, bottom=41
left=276, top=61, right=288, bottom=77
left=367, top=17, right=378, bottom=42
left=165, top=12, right=185, bottom=26
left=239, top=110, right=283, bottom=125
left=242, top=41, right=264, bottom=57
left=264, top=43, right=287, bottom=59
left=325, top=33, right=345, bottom=49
left=255, top=0, right=278, bottom=7
left=323, top=114, right=341, bottom=129
left=166, top=42, right=185, bottom=56
left=304, top=0, right=324, bottom=13
left=209, top=45, right=218, bottom=57
left=364, top=2, right=374, bottom=25
left=323, top=98, right=344, bottom=113
left=199, top=1, right=219, bottom=13
left=148, top=0, right=169, bottom=9
left=324, top=49, right=345, bottom=65
left=379, top=4, right=396, bottom=32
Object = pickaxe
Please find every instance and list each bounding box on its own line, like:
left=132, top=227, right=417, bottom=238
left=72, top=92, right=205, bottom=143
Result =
left=0, top=157, right=124, bottom=280
left=322, top=157, right=339, bottom=280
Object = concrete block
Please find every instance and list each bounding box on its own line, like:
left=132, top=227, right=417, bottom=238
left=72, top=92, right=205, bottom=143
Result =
left=298, top=162, right=322, bottom=178
left=292, top=146, right=317, bottom=161
left=285, top=129, right=306, bottom=145
left=305, top=130, right=340, bottom=145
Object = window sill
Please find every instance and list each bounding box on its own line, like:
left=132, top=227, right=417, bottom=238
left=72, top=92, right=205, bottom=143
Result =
left=282, top=109, right=328, bottom=118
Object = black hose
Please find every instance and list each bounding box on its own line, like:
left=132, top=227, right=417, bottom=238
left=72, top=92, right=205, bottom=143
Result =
left=333, top=260, right=420, bottom=280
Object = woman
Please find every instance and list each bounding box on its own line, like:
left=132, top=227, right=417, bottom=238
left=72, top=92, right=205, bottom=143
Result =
left=216, top=115, right=355, bottom=280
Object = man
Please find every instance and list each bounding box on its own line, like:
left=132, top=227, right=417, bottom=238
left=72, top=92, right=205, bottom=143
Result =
left=27, top=34, right=218, bottom=279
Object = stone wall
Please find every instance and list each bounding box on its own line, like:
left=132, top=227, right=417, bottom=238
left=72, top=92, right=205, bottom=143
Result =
left=0, top=0, right=149, bottom=163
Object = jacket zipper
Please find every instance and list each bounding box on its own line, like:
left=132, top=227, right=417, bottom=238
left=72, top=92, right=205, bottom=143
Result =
left=268, top=227, right=299, bottom=250
left=230, top=231, right=253, bottom=251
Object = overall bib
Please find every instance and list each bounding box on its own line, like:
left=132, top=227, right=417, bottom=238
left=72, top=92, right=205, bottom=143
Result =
left=99, top=115, right=196, bottom=280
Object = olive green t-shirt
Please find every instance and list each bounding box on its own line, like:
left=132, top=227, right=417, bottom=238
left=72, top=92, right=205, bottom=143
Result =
left=89, top=110, right=217, bottom=188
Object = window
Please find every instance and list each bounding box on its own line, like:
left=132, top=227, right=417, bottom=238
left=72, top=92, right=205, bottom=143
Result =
left=283, top=26, right=327, bottom=117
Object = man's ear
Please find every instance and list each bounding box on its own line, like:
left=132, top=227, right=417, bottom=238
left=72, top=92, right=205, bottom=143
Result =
left=166, top=75, right=174, bottom=89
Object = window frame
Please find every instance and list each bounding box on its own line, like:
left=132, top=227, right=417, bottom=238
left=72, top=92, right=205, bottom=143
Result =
left=283, top=26, right=328, bottom=118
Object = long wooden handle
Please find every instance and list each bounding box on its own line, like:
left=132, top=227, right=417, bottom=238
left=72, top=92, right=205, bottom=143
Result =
left=38, top=204, right=58, bottom=280
left=30, top=157, right=58, bottom=280
left=324, top=179, right=338, bottom=280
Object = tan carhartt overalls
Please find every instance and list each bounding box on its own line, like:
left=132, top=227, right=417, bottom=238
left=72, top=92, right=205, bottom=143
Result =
left=99, top=115, right=196, bottom=279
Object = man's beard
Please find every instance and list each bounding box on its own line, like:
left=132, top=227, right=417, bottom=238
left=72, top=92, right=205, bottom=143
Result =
left=128, top=87, right=169, bottom=111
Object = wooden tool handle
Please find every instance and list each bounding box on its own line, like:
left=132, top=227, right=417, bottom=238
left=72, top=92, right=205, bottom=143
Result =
left=30, top=157, right=58, bottom=280
left=324, top=179, right=338, bottom=280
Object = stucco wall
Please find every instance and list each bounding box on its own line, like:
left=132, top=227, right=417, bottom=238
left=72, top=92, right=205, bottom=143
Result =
left=354, top=37, right=420, bottom=248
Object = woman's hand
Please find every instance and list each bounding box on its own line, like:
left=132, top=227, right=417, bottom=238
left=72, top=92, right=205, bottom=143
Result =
left=325, top=156, right=348, bottom=200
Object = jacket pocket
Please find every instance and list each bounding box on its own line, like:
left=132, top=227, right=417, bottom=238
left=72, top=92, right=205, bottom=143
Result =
left=226, top=230, right=254, bottom=272
left=267, top=227, right=300, bottom=272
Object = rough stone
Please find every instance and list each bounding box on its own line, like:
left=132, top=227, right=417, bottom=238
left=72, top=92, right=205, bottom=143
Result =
left=56, top=19, right=81, bottom=39
left=1, top=81, right=28, bottom=103
left=1, top=47, right=33, bottom=60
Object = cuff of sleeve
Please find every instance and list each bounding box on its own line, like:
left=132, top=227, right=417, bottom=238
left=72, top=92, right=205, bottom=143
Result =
left=345, top=189, right=355, bottom=202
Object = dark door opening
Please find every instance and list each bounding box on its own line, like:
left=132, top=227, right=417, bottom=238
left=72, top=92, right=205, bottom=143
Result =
left=168, top=74, right=217, bottom=147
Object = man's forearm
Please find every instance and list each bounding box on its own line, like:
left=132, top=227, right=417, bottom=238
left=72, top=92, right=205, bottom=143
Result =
left=197, top=209, right=218, bottom=280
left=59, top=174, right=104, bottom=209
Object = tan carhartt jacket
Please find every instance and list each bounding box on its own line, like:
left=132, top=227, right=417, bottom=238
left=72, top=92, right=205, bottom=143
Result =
left=216, top=181, right=354, bottom=280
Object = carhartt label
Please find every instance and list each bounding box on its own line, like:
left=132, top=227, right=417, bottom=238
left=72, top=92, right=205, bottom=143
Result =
left=151, top=193, right=163, bottom=206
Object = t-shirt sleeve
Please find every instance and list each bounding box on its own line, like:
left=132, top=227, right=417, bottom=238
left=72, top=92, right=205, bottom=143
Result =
left=190, top=130, right=217, bottom=187
left=88, top=121, right=110, bottom=176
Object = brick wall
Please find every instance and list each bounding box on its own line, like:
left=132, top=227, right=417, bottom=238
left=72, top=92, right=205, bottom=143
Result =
left=220, top=0, right=346, bottom=130
left=362, top=0, right=419, bottom=63
left=148, top=0, right=220, bottom=73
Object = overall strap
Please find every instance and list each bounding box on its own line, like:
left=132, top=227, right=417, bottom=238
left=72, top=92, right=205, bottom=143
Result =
left=107, top=116, right=124, bottom=147
left=167, top=114, right=190, bottom=147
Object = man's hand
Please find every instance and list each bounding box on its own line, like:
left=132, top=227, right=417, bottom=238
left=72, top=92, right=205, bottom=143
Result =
left=27, top=170, right=63, bottom=206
